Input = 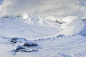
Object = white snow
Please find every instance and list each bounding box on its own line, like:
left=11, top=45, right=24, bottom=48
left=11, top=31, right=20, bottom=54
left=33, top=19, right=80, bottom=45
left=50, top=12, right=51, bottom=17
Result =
left=0, top=16, right=86, bottom=57
left=61, top=18, right=85, bottom=35
left=0, top=17, right=61, bottom=40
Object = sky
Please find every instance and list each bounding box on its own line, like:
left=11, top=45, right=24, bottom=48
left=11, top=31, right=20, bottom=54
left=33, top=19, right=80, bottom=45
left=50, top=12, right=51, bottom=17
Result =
left=0, top=0, right=3, bottom=5
left=0, top=0, right=86, bottom=18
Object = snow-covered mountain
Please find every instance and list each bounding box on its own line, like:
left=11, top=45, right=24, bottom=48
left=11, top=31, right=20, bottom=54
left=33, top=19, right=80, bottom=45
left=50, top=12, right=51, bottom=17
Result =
left=61, top=18, right=86, bottom=36
left=0, top=16, right=86, bottom=57
left=0, top=16, right=61, bottom=40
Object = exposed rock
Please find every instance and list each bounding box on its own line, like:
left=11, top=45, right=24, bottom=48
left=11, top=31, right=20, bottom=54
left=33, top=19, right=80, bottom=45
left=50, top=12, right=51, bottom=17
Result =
left=16, top=45, right=25, bottom=52
left=23, top=42, right=38, bottom=47
left=11, top=37, right=27, bottom=43
left=15, top=45, right=38, bottom=52
left=57, top=34, right=64, bottom=38
left=11, top=37, right=19, bottom=43
left=55, top=20, right=62, bottom=24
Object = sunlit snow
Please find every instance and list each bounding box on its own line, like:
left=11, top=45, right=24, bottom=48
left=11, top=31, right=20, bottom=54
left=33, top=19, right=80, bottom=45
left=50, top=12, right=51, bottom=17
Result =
left=0, top=0, right=86, bottom=57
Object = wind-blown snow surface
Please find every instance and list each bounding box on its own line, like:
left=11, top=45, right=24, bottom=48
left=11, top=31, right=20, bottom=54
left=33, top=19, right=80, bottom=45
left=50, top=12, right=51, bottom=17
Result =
left=0, top=16, right=86, bottom=57
left=0, top=17, right=60, bottom=40
left=0, top=35, right=86, bottom=57
left=61, top=18, right=86, bottom=36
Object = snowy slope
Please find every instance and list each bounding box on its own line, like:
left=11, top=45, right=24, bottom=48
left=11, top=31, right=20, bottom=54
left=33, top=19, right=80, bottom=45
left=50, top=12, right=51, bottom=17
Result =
left=0, top=16, right=86, bottom=57
left=78, top=19, right=86, bottom=37
left=0, top=35, right=86, bottom=57
left=0, top=17, right=61, bottom=40
left=61, top=18, right=85, bottom=36
left=23, top=15, right=60, bottom=27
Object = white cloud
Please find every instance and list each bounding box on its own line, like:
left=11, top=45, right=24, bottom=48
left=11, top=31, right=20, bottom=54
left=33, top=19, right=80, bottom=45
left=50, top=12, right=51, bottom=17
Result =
left=0, top=0, right=86, bottom=18
left=62, top=16, right=79, bottom=23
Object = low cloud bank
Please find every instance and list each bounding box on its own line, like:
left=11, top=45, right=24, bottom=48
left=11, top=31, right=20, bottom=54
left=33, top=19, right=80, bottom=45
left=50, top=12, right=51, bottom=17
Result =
left=0, top=0, right=86, bottom=18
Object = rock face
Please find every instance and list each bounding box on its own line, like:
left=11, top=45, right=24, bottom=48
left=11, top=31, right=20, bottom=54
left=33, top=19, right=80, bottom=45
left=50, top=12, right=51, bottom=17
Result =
left=23, top=42, right=38, bottom=47
left=11, top=37, right=19, bottom=43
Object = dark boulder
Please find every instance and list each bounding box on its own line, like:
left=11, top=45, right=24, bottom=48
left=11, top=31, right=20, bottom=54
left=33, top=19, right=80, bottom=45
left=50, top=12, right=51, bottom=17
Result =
left=11, top=37, right=19, bottom=43
left=23, top=42, right=38, bottom=47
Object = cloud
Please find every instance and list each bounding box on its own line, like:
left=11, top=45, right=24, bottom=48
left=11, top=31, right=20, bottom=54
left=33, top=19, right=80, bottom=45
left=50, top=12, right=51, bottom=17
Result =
left=0, top=0, right=86, bottom=18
